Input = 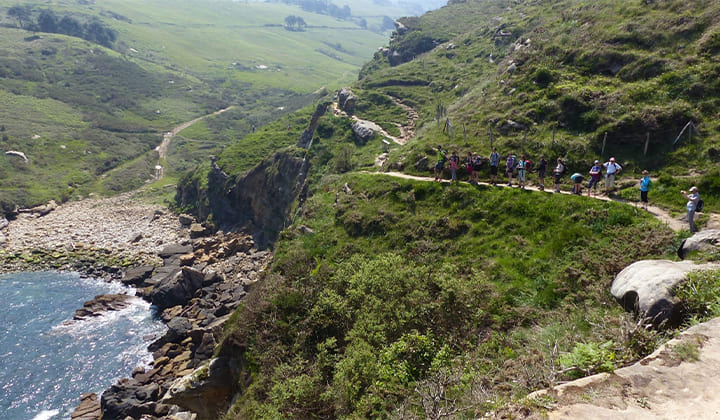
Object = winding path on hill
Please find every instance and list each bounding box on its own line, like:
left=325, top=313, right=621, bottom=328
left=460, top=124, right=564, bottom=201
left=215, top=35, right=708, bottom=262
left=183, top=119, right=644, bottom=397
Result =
left=154, top=106, right=234, bottom=179
left=365, top=171, right=691, bottom=232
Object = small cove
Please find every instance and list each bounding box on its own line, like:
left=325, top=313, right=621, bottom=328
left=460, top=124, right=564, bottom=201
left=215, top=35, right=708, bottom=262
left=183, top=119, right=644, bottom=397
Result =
left=0, top=271, right=166, bottom=420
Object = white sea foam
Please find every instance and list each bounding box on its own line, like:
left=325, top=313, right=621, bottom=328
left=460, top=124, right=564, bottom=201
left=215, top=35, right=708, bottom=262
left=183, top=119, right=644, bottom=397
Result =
left=32, top=409, right=59, bottom=420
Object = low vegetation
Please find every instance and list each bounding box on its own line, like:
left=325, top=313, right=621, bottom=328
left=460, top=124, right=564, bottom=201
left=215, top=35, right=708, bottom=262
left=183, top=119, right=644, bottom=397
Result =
left=219, top=173, right=678, bottom=418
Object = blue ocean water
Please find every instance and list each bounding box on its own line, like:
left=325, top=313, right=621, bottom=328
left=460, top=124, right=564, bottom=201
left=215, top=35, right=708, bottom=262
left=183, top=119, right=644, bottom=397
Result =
left=0, top=271, right=166, bottom=420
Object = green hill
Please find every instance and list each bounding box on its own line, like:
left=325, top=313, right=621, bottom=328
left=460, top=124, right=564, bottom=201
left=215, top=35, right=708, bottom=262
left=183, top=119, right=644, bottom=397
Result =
left=182, top=0, right=720, bottom=418
left=0, top=0, right=388, bottom=212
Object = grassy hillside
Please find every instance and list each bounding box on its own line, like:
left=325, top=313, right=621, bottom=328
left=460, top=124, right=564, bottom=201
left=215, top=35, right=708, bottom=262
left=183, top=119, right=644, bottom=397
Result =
left=350, top=0, right=720, bottom=211
left=199, top=0, right=720, bottom=417
left=219, top=171, right=679, bottom=418
left=0, top=0, right=388, bottom=211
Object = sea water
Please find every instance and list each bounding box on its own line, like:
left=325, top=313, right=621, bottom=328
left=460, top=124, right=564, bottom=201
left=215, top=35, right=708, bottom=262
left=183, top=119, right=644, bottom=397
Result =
left=0, top=271, right=166, bottom=420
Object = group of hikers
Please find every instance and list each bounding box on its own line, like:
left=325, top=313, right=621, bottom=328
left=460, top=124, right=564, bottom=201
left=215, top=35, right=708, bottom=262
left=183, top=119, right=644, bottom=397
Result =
left=432, top=145, right=631, bottom=195
left=431, top=144, right=704, bottom=233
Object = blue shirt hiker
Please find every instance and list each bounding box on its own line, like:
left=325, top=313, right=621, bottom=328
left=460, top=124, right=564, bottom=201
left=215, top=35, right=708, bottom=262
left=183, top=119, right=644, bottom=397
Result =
left=639, top=170, right=651, bottom=210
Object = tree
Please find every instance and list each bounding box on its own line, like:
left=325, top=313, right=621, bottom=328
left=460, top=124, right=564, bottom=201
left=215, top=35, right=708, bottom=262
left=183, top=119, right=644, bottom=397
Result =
left=7, top=5, right=32, bottom=29
left=38, top=9, right=58, bottom=33
left=84, top=20, right=116, bottom=48
left=57, top=16, right=83, bottom=37
left=284, top=15, right=298, bottom=28
left=283, top=15, right=306, bottom=31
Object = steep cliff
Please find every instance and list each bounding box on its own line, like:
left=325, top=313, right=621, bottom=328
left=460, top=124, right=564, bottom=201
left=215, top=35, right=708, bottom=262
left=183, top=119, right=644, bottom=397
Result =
left=176, top=148, right=307, bottom=249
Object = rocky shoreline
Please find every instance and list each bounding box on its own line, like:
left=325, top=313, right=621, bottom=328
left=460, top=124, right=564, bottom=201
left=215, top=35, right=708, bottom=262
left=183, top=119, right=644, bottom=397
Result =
left=0, top=194, right=269, bottom=420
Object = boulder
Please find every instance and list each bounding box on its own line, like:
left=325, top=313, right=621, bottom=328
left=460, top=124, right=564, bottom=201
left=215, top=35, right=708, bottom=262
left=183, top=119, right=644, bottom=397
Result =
left=151, top=267, right=205, bottom=310
left=121, top=265, right=155, bottom=287
left=162, top=357, right=240, bottom=420
left=337, top=87, right=358, bottom=112
left=351, top=120, right=378, bottom=144
left=611, top=260, right=717, bottom=324
left=101, top=378, right=171, bottom=420
left=178, top=214, right=195, bottom=226
left=678, top=229, right=720, bottom=259
left=74, top=294, right=134, bottom=321
left=189, top=223, right=209, bottom=239
left=71, top=393, right=101, bottom=420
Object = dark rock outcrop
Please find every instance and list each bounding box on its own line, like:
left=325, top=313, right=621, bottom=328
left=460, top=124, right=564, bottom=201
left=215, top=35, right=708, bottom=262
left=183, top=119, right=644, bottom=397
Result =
left=121, top=265, right=155, bottom=287
left=297, top=101, right=330, bottom=148
left=71, top=393, right=101, bottom=420
left=163, top=357, right=241, bottom=420
left=101, top=378, right=170, bottom=420
left=337, top=87, right=358, bottom=113
left=73, top=294, right=134, bottom=321
left=151, top=267, right=205, bottom=311
left=206, top=150, right=306, bottom=248
left=94, top=232, right=272, bottom=420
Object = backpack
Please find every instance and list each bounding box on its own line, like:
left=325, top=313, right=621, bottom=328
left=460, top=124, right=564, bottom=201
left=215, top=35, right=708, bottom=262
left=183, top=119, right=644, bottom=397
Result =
left=525, top=160, right=532, bottom=172
left=640, top=177, right=652, bottom=190
left=697, top=198, right=705, bottom=212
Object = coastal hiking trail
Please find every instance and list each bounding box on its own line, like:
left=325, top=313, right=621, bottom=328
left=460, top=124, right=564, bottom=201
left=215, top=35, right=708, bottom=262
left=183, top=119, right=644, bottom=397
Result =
left=364, top=171, right=691, bottom=232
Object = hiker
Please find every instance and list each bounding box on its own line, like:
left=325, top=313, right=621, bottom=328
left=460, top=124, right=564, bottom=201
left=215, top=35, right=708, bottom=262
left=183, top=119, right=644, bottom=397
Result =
left=553, top=157, right=565, bottom=192
left=570, top=173, right=584, bottom=195
left=537, top=155, right=547, bottom=191
left=517, top=154, right=528, bottom=189
left=639, top=170, right=651, bottom=211
left=449, top=150, right=460, bottom=182
left=506, top=153, right=516, bottom=187
left=472, top=153, right=482, bottom=184
left=489, top=147, right=500, bottom=185
left=587, top=160, right=602, bottom=197
left=433, top=145, right=447, bottom=181
left=681, top=186, right=701, bottom=233
left=465, top=152, right=474, bottom=183
left=603, top=157, right=622, bottom=193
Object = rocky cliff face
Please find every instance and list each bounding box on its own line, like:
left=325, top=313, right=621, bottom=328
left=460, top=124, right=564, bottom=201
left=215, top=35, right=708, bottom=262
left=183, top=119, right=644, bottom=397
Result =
left=177, top=149, right=307, bottom=249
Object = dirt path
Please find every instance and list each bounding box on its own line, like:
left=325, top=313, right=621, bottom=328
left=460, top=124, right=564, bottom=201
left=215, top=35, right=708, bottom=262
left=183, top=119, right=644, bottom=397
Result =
left=155, top=106, right=234, bottom=179
left=365, top=171, right=690, bottom=232
left=331, top=94, right=417, bottom=145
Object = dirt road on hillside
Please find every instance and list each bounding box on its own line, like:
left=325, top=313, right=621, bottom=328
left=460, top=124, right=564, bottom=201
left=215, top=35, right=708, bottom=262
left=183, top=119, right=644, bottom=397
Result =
left=155, top=106, right=234, bottom=179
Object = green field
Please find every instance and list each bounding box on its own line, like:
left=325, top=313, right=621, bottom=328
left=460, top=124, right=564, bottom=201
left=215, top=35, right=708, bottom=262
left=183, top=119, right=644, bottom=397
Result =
left=0, top=0, right=389, bottom=210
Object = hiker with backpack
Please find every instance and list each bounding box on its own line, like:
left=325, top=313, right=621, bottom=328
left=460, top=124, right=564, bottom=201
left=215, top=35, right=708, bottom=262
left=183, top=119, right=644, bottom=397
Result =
left=489, top=147, right=500, bottom=186
left=639, top=170, right=651, bottom=211
left=537, top=155, right=548, bottom=191
left=603, top=157, right=622, bottom=194
left=506, top=153, right=517, bottom=187
left=588, top=160, right=602, bottom=197
left=465, top=152, right=474, bottom=183
left=553, top=157, right=565, bottom=193
left=517, top=154, right=529, bottom=189
left=433, top=145, right=447, bottom=182
left=681, top=186, right=701, bottom=233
